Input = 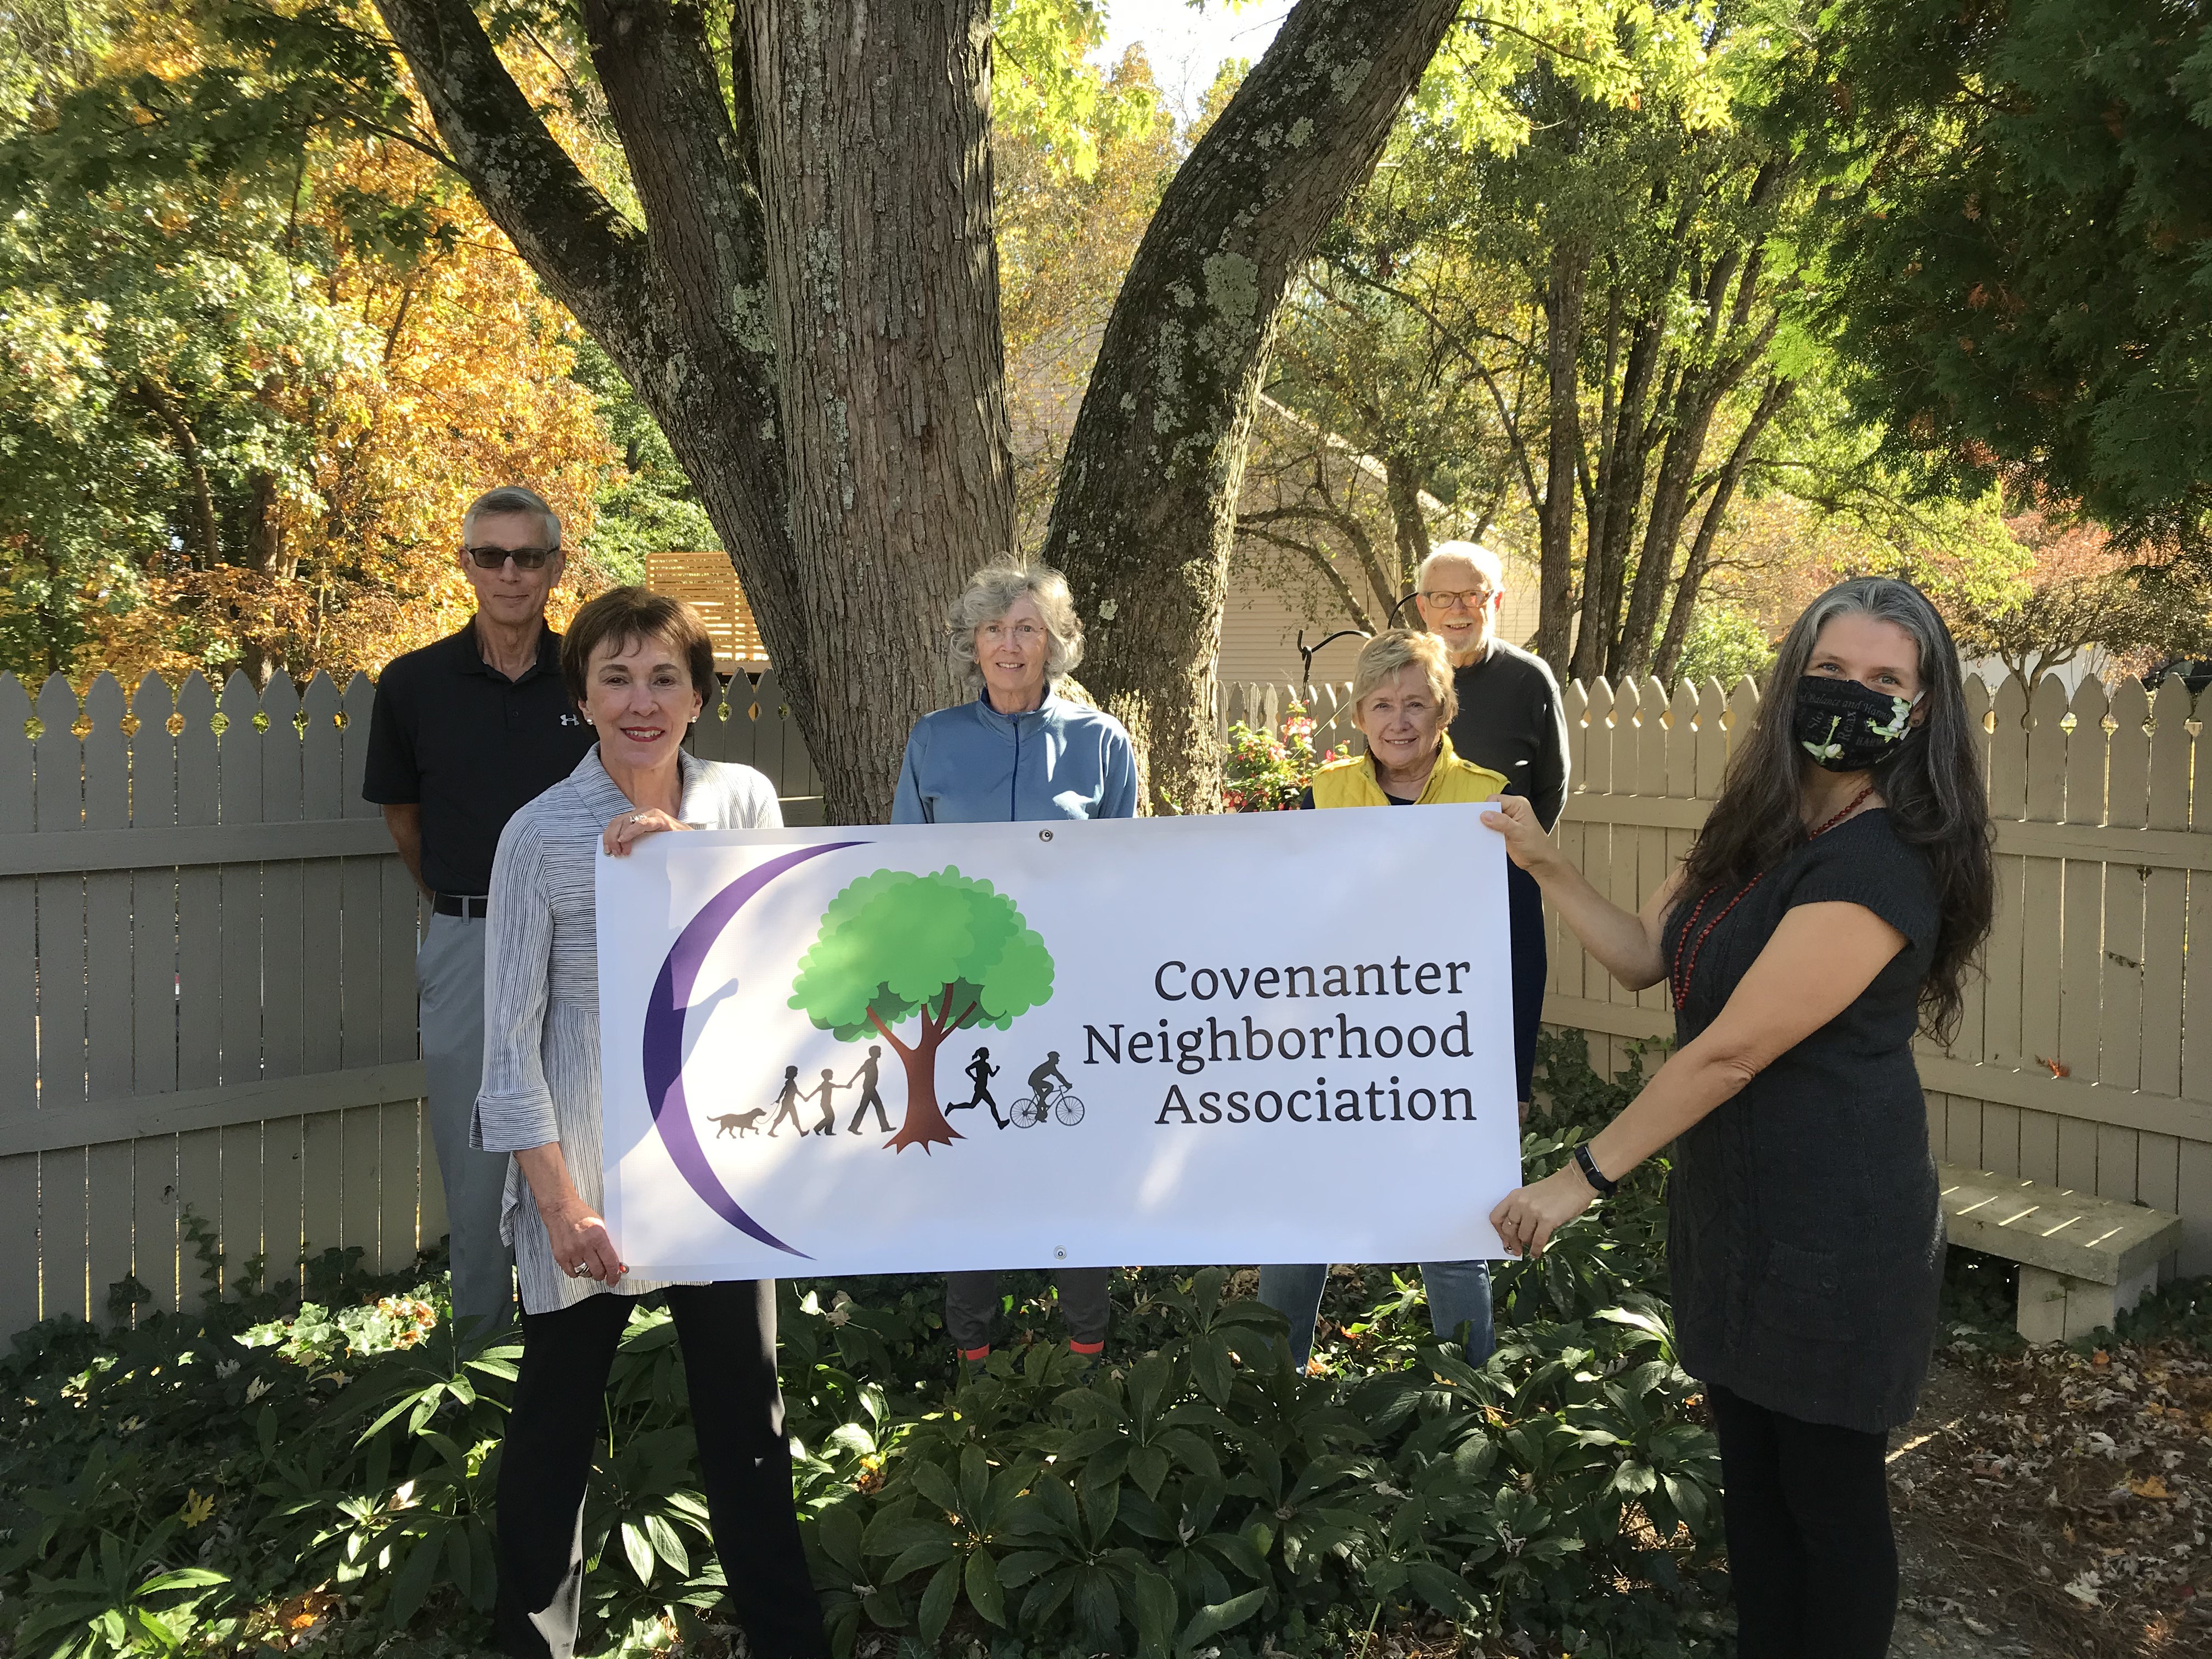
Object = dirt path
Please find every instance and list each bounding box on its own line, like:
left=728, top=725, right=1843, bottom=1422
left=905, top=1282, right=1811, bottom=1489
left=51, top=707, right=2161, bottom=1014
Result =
left=1884, top=1346, right=2212, bottom=1658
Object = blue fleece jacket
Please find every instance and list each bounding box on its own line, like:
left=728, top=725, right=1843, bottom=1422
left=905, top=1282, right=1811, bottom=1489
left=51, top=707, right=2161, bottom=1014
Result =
left=890, top=691, right=1140, bottom=823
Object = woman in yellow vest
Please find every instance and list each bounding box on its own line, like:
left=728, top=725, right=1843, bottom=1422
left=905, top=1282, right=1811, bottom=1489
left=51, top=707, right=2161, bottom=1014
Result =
left=1261, top=630, right=1509, bottom=1370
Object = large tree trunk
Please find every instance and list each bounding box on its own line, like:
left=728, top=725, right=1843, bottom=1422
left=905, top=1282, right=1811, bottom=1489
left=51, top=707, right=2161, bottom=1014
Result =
left=744, top=3, right=1011, bottom=816
left=1043, top=0, right=1463, bottom=815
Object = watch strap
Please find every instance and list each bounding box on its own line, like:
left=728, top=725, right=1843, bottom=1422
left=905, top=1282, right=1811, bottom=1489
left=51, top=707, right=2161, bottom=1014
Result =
left=1573, top=1142, right=1618, bottom=1198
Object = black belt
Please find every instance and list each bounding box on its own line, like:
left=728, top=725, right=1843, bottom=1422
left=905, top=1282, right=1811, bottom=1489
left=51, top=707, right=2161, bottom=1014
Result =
left=433, top=893, right=490, bottom=918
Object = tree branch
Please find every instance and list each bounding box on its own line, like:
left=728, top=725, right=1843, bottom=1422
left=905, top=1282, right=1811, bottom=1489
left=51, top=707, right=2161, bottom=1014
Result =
left=370, top=0, right=673, bottom=362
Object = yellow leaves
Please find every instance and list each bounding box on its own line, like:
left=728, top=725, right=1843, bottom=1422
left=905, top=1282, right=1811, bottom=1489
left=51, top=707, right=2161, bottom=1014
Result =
left=2128, top=1474, right=2170, bottom=1500
left=177, top=1489, right=216, bottom=1528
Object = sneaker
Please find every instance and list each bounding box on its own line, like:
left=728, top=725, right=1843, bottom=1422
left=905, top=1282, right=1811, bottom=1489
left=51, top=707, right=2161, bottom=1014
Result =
left=958, top=1344, right=991, bottom=1384
left=1069, top=1340, right=1104, bottom=1385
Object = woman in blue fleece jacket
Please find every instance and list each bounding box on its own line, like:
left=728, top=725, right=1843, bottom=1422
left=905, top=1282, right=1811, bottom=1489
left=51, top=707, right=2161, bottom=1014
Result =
left=892, top=561, right=1138, bottom=1377
left=890, top=565, right=1140, bottom=825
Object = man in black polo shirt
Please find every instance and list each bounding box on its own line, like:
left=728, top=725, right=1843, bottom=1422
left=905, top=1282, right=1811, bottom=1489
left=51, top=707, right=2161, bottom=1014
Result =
left=363, top=485, right=596, bottom=1336
left=1413, top=540, right=1569, bottom=1115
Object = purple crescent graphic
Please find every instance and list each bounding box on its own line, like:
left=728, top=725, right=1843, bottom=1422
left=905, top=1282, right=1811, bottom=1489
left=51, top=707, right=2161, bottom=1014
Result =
left=641, top=841, right=865, bottom=1257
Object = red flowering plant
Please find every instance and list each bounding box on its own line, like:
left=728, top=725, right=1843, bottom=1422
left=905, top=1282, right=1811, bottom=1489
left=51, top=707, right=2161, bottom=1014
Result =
left=1221, top=702, right=1346, bottom=810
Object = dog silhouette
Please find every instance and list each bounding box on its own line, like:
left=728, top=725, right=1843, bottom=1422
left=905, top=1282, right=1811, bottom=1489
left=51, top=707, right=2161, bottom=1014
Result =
left=706, top=1109, right=765, bottom=1139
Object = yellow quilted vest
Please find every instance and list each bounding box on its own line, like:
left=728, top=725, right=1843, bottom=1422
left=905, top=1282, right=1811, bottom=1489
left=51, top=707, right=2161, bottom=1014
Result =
left=1310, top=736, right=1509, bottom=808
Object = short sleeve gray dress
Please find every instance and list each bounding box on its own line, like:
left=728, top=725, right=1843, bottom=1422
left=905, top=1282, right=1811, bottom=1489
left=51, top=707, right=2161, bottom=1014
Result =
left=1660, top=808, right=1945, bottom=1434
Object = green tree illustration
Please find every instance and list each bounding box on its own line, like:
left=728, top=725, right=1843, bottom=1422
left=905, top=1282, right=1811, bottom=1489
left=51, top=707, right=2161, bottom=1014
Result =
left=788, top=867, right=1055, bottom=1152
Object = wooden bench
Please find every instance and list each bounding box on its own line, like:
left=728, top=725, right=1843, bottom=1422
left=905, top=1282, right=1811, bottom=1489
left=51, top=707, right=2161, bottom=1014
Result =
left=1938, top=1164, right=2183, bottom=1342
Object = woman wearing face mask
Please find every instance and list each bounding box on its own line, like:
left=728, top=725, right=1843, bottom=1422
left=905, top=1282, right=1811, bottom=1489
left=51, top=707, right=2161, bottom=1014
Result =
left=1483, top=577, right=1993, bottom=1659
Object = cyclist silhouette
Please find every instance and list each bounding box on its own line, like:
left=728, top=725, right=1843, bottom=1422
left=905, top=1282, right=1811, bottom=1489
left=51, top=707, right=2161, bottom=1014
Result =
left=947, top=1046, right=1003, bottom=1129
left=768, top=1065, right=806, bottom=1137
left=1026, top=1051, right=1069, bottom=1104
left=844, top=1045, right=891, bottom=1133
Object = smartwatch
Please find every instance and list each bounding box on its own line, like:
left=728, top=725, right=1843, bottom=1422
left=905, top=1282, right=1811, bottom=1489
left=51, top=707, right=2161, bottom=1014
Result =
left=1573, top=1142, right=1618, bottom=1198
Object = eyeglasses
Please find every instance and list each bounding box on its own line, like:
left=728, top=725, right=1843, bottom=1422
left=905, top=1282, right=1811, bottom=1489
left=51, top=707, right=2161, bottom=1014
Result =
left=1419, top=588, right=1497, bottom=611
left=465, top=545, right=559, bottom=569
left=978, top=621, right=1047, bottom=644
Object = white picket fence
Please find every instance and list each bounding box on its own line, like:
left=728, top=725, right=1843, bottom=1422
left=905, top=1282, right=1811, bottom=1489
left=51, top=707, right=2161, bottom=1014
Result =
left=0, top=667, right=821, bottom=1340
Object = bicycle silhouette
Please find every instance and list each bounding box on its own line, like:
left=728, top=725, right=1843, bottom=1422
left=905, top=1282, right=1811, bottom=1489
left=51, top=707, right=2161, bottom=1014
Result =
left=1009, top=1079, right=1085, bottom=1128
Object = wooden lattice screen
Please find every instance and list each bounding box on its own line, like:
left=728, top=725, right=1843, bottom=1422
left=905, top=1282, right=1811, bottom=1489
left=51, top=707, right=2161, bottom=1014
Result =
left=643, top=549, right=769, bottom=668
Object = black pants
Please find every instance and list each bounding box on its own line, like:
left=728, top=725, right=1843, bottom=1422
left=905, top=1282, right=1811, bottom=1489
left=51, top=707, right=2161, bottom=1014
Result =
left=495, top=1283, right=825, bottom=1659
left=1709, top=1383, right=1897, bottom=1658
left=944, top=1267, right=1110, bottom=1350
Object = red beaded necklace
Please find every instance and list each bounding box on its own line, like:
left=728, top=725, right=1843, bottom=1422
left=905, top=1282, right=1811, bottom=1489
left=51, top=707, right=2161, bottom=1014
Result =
left=1668, top=784, right=1877, bottom=1010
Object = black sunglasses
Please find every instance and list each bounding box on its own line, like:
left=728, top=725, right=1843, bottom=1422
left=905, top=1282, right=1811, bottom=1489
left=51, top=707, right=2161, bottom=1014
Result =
left=465, top=545, right=558, bottom=569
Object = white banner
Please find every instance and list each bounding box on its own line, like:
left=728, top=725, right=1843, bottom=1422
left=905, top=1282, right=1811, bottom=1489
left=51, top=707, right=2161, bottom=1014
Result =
left=596, top=806, right=1523, bottom=1279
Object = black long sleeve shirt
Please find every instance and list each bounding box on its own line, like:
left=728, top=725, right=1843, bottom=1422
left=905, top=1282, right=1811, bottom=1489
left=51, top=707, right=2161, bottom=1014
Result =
left=1446, top=639, right=1569, bottom=831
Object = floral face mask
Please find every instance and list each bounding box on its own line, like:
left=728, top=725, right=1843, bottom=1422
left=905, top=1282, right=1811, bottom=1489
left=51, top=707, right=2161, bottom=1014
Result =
left=1792, top=675, right=1921, bottom=772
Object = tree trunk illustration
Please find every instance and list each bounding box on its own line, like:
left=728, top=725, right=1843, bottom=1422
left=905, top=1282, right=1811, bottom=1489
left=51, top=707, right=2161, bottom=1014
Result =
left=870, top=989, right=977, bottom=1154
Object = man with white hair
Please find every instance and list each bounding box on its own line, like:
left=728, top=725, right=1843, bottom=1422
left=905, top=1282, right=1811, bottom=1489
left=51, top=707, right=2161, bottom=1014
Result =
left=1413, top=541, right=1568, bottom=1114
left=362, top=484, right=597, bottom=1340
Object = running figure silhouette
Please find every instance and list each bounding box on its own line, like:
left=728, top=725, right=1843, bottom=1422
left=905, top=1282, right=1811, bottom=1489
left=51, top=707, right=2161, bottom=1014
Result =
left=844, top=1045, right=892, bottom=1133
left=946, top=1046, right=1003, bottom=1129
left=768, top=1065, right=806, bottom=1137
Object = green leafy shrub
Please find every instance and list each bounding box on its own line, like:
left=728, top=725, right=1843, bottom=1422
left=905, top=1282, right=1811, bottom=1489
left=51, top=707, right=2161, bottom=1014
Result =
left=2, top=1037, right=1728, bottom=1659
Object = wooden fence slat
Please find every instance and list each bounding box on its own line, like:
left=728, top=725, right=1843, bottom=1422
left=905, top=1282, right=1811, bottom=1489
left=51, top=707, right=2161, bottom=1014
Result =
left=1550, top=682, right=1588, bottom=1007
left=2099, top=680, right=2152, bottom=1097
left=747, top=668, right=789, bottom=794
left=259, top=677, right=307, bottom=1084
left=0, top=676, right=36, bottom=1115
left=175, top=676, right=223, bottom=1092
left=127, top=674, right=180, bottom=1314
left=41, top=1145, right=87, bottom=1325
left=380, top=1100, right=424, bottom=1271
left=342, top=1105, right=383, bottom=1268
left=34, top=678, right=88, bottom=1319
left=1633, top=679, right=1671, bottom=1015
left=339, top=676, right=387, bottom=1070
left=267, top=1112, right=308, bottom=1281
left=1694, top=679, right=1727, bottom=799
left=300, top=676, right=345, bottom=1080
left=129, top=675, right=178, bottom=1098
left=84, top=675, right=135, bottom=1108
left=219, top=1122, right=263, bottom=1292
left=1569, top=680, right=1614, bottom=1007
left=2017, top=1103, right=2062, bottom=1189
left=1605, top=681, right=1644, bottom=1013
left=168, top=673, right=227, bottom=1312
left=2187, top=689, right=2212, bottom=1105
left=2017, top=676, right=2069, bottom=1113
left=0, top=676, right=35, bottom=1335
left=340, top=671, right=380, bottom=819
left=379, top=847, right=420, bottom=1067
left=215, top=674, right=264, bottom=1281
left=2057, top=681, right=2108, bottom=1132
left=2138, top=680, right=2191, bottom=1102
